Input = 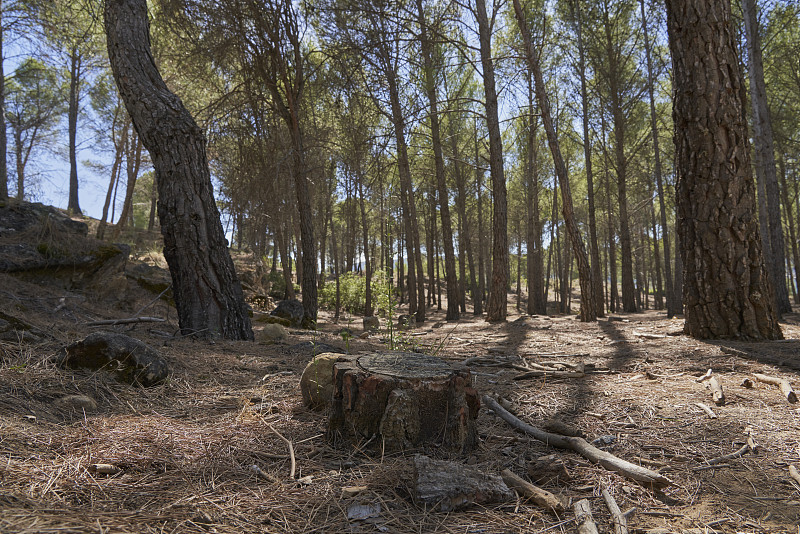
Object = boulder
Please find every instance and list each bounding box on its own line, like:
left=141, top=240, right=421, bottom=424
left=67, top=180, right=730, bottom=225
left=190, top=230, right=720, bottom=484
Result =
left=257, top=323, right=288, bottom=343
left=57, top=332, right=169, bottom=387
left=398, top=314, right=416, bottom=329
left=300, top=352, right=344, bottom=409
left=291, top=341, right=345, bottom=356
left=256, top=314, right=291, bottom=327
left=270, top=299, right=305, bottom=328
left=125, top=262, right=172, bottom=299
left=54, top=394, right=98, bottom=412
left=363, top=316, right=380, bottom=331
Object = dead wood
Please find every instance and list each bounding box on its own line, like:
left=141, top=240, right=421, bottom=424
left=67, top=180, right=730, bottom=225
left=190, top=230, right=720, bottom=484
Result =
left=601, top=489, right=628, bottom=534
left=789, top=465, right=800, bottom=485
left=573, top=498, right=599, bottom=534
left=483, top=396, right=672, bottom=488
left=265, top=420, right=296, bottom=479
left=696, top=369, right=713, bottom=382
left=500, top=469, right=565, bottom=513
left=513, top=369, right=585, bottom=380
left=86, top=316, right=166, bottom=326
left=702, top=428, right=756, bottom=467
left=753, top=373, right=798, bottom=403
left=695, top=403, right=718, bottom=419
left=708, top=376, right=725, bottom=406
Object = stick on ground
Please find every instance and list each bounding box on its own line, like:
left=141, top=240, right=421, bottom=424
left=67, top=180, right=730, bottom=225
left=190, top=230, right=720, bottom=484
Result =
left=574, top=499, right=599, bottom=534
left=500, top=469, right=564, bottom=513
left=754, top=373, right=798, bottom=403
left=602, top=489, right=628, bottom=534
left=483, top=396, right=672, bottom=488
left=263, top=420, right=296, bottom=479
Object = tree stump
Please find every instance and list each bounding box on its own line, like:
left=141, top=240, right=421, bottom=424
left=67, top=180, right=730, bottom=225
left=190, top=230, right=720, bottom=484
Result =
left=328, top=352, right=480, bottom=453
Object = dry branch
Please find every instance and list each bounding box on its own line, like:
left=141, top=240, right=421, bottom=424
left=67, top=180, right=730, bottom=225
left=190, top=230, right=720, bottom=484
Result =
left=513, top=369, right=585, bottom=380
left=86, top=316, right=166, bottom=326
left=708, top=376, right=725, bottom=406
left=601, top=489, right=628, bottom=534
left=753, top=373, right=798, bottom=403
left=695, top=403, right=717, bottom=419
left=789, top=465, right=800, bottom=485
left=500, top=469, right=564, bottom=513
left=574, top=499, right=599, bottom=534
left=264, top=420, right=296, bottom=479
left=483, top=396, right=672, bottom=488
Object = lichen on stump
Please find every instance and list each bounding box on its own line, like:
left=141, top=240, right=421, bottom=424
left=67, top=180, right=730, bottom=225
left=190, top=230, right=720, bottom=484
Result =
left=328, top=352, right=480, bottom=453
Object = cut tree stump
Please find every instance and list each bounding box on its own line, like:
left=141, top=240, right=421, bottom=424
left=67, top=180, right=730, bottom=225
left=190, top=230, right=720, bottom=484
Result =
left=328, top=352, right=480, bottom=452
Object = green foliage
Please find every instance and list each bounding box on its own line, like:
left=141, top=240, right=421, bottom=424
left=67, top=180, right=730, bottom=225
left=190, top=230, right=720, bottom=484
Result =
left=267, top=270, right=300, bottom=300
left=319, top=270, right=392, bottom=316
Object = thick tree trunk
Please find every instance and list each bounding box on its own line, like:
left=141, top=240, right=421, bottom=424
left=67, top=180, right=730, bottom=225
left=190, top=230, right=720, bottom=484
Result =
left=665, top=0, right=782, bottom=339
left=742, top=0, right=791, bottom=315
left=525, top=72, right=546, bottom=316
left=641, top=0, right=676, bottom=318
left=475, top=0, right=508, bottom=322
left=105, top=0, right=253, bottom=340
left=513, top=0, right=596, bottom=321
left=67, top=48, right=82, bottom=215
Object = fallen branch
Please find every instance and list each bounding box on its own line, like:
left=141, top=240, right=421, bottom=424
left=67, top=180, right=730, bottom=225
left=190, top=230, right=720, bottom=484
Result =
left=708, top=376, right=725, bottom=405
left=702, top=428, right=756, bottom=467
left=574, top=499, right=599, bottom=534
left=601, top=489, right=628, bottom=534
left=500, top=469, right=564, bottom=513
left=753, top=373, right=798, bottom=403
left=86, top=316, right=166, bottom=326
left=789, top=465, right=800, bottom=486
left=695, top=403, right=718, bottom=419
left=483, top=396, right=672, bottom=488
left=696, top=369, right=713, bottom=382
left=514, top=369, right=585, bottom=380
left=263, top=420, right=296, bottom=479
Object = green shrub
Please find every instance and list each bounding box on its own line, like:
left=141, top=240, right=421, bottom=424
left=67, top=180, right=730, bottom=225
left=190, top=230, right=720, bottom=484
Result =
left=319, top=270, right=393, bottom=316
left=268, top=270, right=300, bottom=300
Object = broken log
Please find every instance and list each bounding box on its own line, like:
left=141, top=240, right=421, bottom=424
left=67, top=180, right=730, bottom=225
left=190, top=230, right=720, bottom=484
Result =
left=412, top=455, right=513, bottom=511
left=500, top=469, right=564, bottom=513
left=753, top=373, right=797, bottom=403
left=513, top=369, right=585, bottom=380
left=574, top=499, right=599, bottom=534
left=695, top=403, right=718, bottom=419
left=328, top=352, right=480, bottom=452
left=86, top=316, right=165, bottom=326
left=483, top=396, right=672, bottom=488
left=602, top=489, right=628, bottom=534
left=707, top=376, right=725, bottom=406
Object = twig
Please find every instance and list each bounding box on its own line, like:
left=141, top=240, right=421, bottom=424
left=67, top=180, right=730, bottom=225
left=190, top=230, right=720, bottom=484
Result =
left=696, top=369, right=713, bottom=382
left=483, top=396, right=672, bottom=488
left=753, top=373, right=798, bottom=403
left=602, top=489, right=628, bottom=534
left=695, top=403, right=718, bottom=419
left=514, top=370, right=585, bottom=380
left=86, top=316, right=166, bottom=326
left=500, top=469, right=564, bottom=513
left=263, top=420, right=296, bottom=479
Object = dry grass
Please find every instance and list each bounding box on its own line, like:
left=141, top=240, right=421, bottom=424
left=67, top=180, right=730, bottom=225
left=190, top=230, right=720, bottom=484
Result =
left=2, top=273, right=800, bottom=533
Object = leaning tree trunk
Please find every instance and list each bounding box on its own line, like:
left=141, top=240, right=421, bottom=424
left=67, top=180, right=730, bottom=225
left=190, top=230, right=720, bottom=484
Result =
left=513, top=0, right=597, bottom=321
left=105, top=0, right=253, bottom=340
left=665, top=0, right=782, bottom=340
left=476, top=0, right=508, bottom=323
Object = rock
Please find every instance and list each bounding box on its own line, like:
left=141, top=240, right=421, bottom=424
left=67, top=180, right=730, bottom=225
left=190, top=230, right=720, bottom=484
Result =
left=300, top=352, right=344, bottom=409
left=341, top=486, right=368, bottom=499
left=363, top=316, right=380, bottom=331
left=398, top=314, right=416, bottom=329
left=257, top=314, right=291, bottom=327
left=270, top=299, right=306, bottom=328
left=257, top=324, right=288, bottom=343
left=125, top=262, right=172, bottom=299
left=412, top=455, right=514, bottom=511
left=291, top=341, right=345, bottom=356
left=55, top=394, right=98, bottom=411
left=57, top=332, right=169, bottom=386
left=527, top=454, right=571, bottom=484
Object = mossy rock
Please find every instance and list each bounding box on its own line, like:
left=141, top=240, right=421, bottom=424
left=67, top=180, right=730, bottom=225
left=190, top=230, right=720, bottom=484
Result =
left=256, top=315, right=292, bottom=327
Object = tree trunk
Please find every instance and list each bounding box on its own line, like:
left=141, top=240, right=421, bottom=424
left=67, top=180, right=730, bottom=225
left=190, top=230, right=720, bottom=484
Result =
left=665, top=0, right=782, bottom=340
left=650, top=198, right=664, bottom=309
left=113, top=125, right=143, bottom=237
left=742, top=0, right=791, bottom=315
left=573, top=0, right=604, bottom=318
left=475, top=122, right=485, bottom=315
left=105, top=0, right=253, bottom=340
left=513, top=0, right=596, bottom=321
left=0, top=13, right=7, bottom=200
left=640, top=0, right=675, bottom=317
left=778, top=154, right=800, bottom=304
left=147, top=172, right=157, bottom=231
left=358, top=169, right=372, bottom=316
left=97, top=119, right=126, bottom=240
left=67, top=48, right=82, bottom=215
left=525, top=72, right=546, bottom=316
left=475, top=0, right=508, bottom=323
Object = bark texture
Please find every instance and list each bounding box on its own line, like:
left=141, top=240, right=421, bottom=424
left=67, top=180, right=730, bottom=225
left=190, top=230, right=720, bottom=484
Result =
left=665, top=0, right=782, bottom=340
left=105, top=0, right=253, bottom=340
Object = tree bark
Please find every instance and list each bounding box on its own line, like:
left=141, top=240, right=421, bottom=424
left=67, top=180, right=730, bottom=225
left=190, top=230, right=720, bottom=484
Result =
left=742, top=0, right=791, bottom=315
left=105, top=0, right=253, bottom=340
left=0, top=12, right=7, bottom=201
left=513, top=0, right=597, bottom=321
left=67, top=48, right=82, bottom=215
left=778, top=154, right=800, bottom=304
left=475, top=0, right=508, bottom=322
left=525, top=71, right=546, bottom=316
left=665, top=0, right=782, bottom=339
left=475, top=122, right=485, bottom=315
left=357, top=168, right=372, bottom=316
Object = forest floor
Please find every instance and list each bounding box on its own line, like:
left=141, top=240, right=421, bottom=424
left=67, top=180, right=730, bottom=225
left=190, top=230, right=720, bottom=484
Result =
left=2, top=252, right=800, bottom=533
